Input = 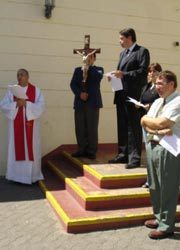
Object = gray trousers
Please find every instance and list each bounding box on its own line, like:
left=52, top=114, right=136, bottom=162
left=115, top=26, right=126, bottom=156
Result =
left=146, top=143, right=180, bottom=232
left=74, top=104, right=99, bottom=155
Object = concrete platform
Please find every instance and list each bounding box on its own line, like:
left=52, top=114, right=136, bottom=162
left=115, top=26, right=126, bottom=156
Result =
left=61, top=150, right=147, bottom=188
left=40, top=167, right=180, bottom=233
left=40, top=144, right=180, bottom=233
left=47, top=158, right=150, bottom=210
left=40, top=168, right=153, bottom=233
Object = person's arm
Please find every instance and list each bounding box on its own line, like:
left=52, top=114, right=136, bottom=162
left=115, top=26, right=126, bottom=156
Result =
left=16, top=98, right=26, bottom=108
left=112, top=48, right=150, bottom=80
left=0, top=90, right=18, bottom=120
left=141, top=115, right=175, bottom=130
left=89, top=66, right=104, bottom=82
left=26, top=88, right=45, bottom=121
left=123, top=48, right=150, bottom=80
left=70, top=68, right=82, bottom=96
left=143, top=126, right=173, bottom=136
left=70, top=68, right=88, bottom=101
left=141, top=115, right=174, bottom=136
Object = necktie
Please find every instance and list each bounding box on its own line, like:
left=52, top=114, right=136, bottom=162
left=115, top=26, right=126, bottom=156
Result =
left=119, top=49, right=130, bottom=68
left=126, top=49, right=130, bottom=56
left=155, top=98, right=166, bottom=117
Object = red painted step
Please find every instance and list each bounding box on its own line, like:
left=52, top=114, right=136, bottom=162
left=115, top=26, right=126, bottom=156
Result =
left=42, top=144, right=147, bottom=189
left=46, top=158, right=151, bottom=210
left=41, top=144, right=180, bottom=233
left=40, top=167, right=155, bottom=233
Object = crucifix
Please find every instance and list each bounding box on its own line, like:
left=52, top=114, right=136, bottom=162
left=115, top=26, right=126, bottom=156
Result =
left=73, top=35, right=101, bottom=91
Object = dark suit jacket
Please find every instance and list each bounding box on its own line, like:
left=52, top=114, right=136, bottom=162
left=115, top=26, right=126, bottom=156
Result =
left=139, top=82, right=159, bottom=117
left=70, top=65, right=104, bottom=110
left=140, top=83, right=159, bottom=105
left=114, top=44, right=150, bottom=104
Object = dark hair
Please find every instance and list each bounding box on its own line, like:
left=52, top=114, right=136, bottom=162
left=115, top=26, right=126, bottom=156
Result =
left=158, top=70, right=177, bottom=88
left=119, top=28, right=136, bottom=42
left=148, top=63, right=162, bottom=72
left=17, top=68, right=29, bottom=77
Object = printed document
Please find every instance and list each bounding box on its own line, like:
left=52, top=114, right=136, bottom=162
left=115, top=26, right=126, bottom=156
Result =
left=104, top=72, right=123, bottom=92
left=8, top=85, right=28, bottom=99
left=127, top=96, right=146, bottom=108
left=159, top=134, right=180, bottom=157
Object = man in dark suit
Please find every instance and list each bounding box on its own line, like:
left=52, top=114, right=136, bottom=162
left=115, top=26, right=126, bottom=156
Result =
left=109, top=28, right=150, bottom=168
left=70, top=53, right=104, bottom=159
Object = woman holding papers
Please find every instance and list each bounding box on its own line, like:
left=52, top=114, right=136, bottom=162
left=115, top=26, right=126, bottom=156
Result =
left=139, top=63, right=162, bottom=115
left=139, top=63, right=162, bottom=188
left=0, top=69, right=45, bottom=184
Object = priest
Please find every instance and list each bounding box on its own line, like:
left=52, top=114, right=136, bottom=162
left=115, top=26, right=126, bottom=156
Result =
left=0, top=69, right=45, bottom=184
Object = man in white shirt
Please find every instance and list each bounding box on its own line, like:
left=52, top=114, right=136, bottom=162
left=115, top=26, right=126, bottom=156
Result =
left=141, top=70, right=180, bottom=239
left=0, top=69, right=45, bottom=184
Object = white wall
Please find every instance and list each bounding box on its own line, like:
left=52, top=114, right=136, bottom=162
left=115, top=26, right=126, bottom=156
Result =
left=0, top=0, right=180, bottom=175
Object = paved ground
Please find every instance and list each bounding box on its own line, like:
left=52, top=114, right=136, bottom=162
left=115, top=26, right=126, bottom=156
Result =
left=0, top=177, right=180, bottom=250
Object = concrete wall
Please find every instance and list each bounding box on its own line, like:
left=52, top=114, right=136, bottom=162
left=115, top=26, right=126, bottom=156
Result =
left=0, top=0, right=180, bottom=175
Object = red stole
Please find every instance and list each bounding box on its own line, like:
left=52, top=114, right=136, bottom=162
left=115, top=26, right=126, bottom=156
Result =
left=14, top=83, right=36, bottom=161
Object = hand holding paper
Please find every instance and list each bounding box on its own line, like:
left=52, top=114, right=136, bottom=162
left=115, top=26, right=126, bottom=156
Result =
left=126, top=96, right=146, bottom=108
left=159, top=134, right=180, bottom=157
left=8, top=84, right=28, bottom=99
left=104, top=71, right=123, bottom=92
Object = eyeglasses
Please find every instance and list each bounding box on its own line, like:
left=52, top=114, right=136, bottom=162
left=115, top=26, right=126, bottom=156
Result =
left=155, top=81, right=171, bottom=86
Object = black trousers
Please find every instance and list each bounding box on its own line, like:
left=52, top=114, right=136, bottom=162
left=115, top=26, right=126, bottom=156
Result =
left=74, top=104, right=99, bottom=155
left=116, top=101, right=142, bottom=165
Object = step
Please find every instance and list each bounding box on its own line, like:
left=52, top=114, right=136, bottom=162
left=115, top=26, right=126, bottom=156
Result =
left=39, top=168, right=180, bottom=233
left=60, top=151, right=147, bottom=188
left=47, top=158, right=151, bottom=210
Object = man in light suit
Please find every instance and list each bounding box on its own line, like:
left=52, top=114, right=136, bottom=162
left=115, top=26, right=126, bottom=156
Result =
left=109, top=28, right=150, bottom=168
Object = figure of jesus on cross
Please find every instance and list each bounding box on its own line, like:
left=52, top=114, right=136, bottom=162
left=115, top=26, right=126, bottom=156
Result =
left=73, top=35, right=101, bottom=91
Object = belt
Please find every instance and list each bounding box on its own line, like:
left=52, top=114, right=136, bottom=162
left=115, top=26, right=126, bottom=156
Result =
left=150, top=140, right=159, bottom=145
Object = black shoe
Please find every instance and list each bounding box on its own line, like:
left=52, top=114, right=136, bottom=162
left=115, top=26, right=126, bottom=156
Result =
left=71, top=151, right=86, bottom=157
left=126, top=164, right=139, bottom=169
left=86, top=152, right=96, bottom=160
left=108, top=155, right=128, bottom=164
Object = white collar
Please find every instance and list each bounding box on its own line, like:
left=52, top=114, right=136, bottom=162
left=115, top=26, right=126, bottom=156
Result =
left=128, top=43, right=136, bottom=52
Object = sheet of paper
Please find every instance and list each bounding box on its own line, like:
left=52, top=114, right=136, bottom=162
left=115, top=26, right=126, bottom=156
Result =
left=126, top=96, right=146, bottom=108
left=8, top=84, right=28, bottom=99
left=159, top=134, right=180, bottom=157
left=104, top=71, right=123, bottom=92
